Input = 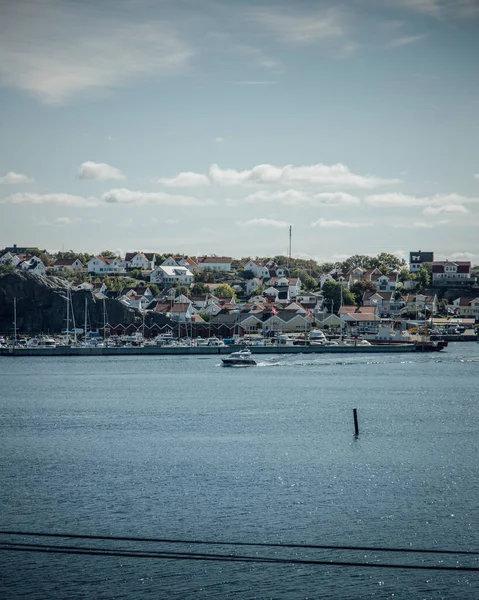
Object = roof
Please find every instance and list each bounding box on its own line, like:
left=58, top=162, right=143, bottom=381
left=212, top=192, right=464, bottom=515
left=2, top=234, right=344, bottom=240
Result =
left=52, top=258, right=82, bottom=266
left=171, top=303, right=192, bottom=312
left=155, top=302, right=171, bottom=313
left=157, top=265, right=193, bottom=276
left=343, top=313, right=381, bottom=322
left=363, top=291, right=393, bottom=301
left=339, top=305, right=375, bottom=315
left=269, top=277, right=298, bottom=286
left=197, top=256, right=232, bottom=264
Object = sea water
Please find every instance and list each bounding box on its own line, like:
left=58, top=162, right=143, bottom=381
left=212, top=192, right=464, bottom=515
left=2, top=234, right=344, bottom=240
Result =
left=0, top=343, right=478, bottom=599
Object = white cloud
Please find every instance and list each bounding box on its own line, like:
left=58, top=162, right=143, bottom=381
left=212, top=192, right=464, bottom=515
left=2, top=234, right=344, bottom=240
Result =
left=78, top=161, right=125, bottom=181
left=215, top=136, right=225, bottom=143
left=311, top=218, right=372, bottom=228
left=54, top=216, right=81, bottom=225
left=0, top=2, right=193, bottom=104
left=101, top=188, right=211, bottom=206
left=423, top=205, right=469, bottom=215
left=155, top=172, right=210, bottom=187
left=412, top=220, right=448, bottom=228
left=0, top=171, right=34, bottom=184
left=389, top=34, right=428, bottom=48
left=395, top=0, right=479, bottom=18
left=313, top=192, right=361, bottom=205
left=366, top=192, right=479, bottom=208
left=237, top=218, right=291, bottom=229
left=161, top=163, right=399, bottom=190
left=4, top=192, right=98, bottom=207
left=474, top=173, right=479, bottom=180
left=253, top=8, right=345, bottom=43
left=243, top=189, right=360, bottom=205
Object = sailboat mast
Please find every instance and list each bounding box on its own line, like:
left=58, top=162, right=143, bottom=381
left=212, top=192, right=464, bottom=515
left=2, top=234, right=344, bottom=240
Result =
left=66, top=287, right=70, bottom=337
left=84, top=296, right=87, bottom=340
left=13, top=297, right=17, bottom=350
left=103, top=298, right=107, bottom=343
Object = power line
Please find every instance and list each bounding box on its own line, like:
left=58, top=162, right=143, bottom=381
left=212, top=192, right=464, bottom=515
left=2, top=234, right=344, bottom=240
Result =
left=0, top=542, right=478, bottom=572
left=0, top=530, right=477, bottom=557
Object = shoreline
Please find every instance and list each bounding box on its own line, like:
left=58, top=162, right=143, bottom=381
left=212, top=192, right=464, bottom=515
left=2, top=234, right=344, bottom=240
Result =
left=1, top=343, right=422, bottom=357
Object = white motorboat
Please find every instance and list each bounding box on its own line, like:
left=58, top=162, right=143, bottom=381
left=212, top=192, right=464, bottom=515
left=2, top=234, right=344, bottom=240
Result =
left=221, top=348, right=257, bottom=367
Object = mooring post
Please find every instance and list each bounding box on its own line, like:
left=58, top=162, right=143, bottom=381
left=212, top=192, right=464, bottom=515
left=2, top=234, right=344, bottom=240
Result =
left=353, top=408, right=359, bottom=437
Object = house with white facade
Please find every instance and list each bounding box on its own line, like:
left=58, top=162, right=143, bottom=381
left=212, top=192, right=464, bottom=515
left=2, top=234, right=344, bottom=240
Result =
left=125, top=252, right=155, bottom=270
left=243, top=260, right=270, bottom=279
left=452, top=297, right=479, bottom=318
left=246, top=278, right=262, bottom=296
left=196, top=256, right=232, bottom=272
left=150, top=265, right=194, bottom=286
left=371, top=273, right=398, bottom=292
left=52, top=258, right=84, bottom=272
left=17, top=256, right=46, bottom=275
left=363, top=291, right=405, bottom=317
left=161, top=256, right=179, bottom=267
left=268, top=277, right=301, bottom=301
left=87, top=256, right=125, bottom=274
left=432, top=261, right=472, bottom=285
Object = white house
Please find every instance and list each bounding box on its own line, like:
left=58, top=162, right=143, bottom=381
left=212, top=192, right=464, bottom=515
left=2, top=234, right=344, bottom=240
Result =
left=18, top=256, right=46, bottom=275
left=432, top=261, right=472, bottom=284
left=52, top=258, right=84, bottom=272
left=161, top=256, right=179, bottom=267
left=150, top=265, right=194, bottom=286
left=268, top=277, right=301, bottom=301
left=196, top=256, right=232, bottom=272
left=452, top=297, right=479, bottom=318
left=125, top=252, right=154, bottom=270
left=170, top=302, right=195, bottom=322
left=243, top=260, right=270, bottom=279
left=87, top=256, right=125, bottom=274
left=371, top=273, right=398, bottom=292
left=246, top=278, right=262, bottom=296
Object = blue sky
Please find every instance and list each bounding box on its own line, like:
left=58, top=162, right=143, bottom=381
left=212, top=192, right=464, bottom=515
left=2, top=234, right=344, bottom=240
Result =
left=1, top=0, right=478, bottom=263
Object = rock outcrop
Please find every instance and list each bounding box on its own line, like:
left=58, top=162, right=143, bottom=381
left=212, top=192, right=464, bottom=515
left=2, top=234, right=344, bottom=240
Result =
left=0, top=272, right=141, bottom=334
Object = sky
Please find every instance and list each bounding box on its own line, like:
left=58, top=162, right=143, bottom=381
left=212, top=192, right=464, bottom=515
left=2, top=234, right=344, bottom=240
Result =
left=1, top=0, right=479, bottom=263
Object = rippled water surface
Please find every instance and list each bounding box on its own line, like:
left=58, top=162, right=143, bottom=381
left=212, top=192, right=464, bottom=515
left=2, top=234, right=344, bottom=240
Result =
left=1, top=343, right=478, bottom=599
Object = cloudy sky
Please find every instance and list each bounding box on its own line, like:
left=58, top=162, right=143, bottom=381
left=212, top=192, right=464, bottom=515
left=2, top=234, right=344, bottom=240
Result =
left=1, top=0, right=478, bottom=263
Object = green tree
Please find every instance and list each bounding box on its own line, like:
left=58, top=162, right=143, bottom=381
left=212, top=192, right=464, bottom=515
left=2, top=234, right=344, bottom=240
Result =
left=341, top=254, right=375, bottom=273
left=99, top=250, right=117, bottom=258
left=371, top=252, right=406, bottom=273
left=398, top=267, right=412, bottom=283
left=321, top=281, right=356, bottom=313
left=191, top=282, right=210, bottom=295
left=350, top=280, right=378, bottom=303
left=214, top=284, right=236, bottom=299
left=417, top=267, right=430, bottom=290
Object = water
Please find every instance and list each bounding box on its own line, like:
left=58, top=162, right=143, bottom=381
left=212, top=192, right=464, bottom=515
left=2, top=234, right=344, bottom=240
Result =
left=1, top=343, right=478, bottom=599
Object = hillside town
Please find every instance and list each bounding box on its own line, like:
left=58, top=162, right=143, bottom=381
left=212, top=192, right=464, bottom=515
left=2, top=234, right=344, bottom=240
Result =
left=1, top=244, right=478, bottom=339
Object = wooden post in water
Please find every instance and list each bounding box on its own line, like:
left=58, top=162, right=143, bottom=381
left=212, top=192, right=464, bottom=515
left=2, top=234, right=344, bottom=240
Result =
left=353, top=408, right=359, bottom=437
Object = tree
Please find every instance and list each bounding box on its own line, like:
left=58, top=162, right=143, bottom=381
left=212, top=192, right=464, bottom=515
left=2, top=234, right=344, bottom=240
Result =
left=417, top=267, right=430, bottom=290
left=321, top=281, right=356, bottom=313
left=242, top=270, right=255, bottom=280
left=371, top=252, right=406, bottom=273
left=100, top=250, right=117, bottom=258
left=214, top=284, right=236, bottom=299
left=191, top=282, right=210, bottom=295
left=350, top=280, right=378, bottom=303
left=398, top=267, right=412, bottom=283
left=341, top=255, right=375, bottom=273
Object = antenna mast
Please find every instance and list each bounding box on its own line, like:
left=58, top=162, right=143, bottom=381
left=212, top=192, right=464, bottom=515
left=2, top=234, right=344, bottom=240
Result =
left=288, top=225, right=292, bottom=265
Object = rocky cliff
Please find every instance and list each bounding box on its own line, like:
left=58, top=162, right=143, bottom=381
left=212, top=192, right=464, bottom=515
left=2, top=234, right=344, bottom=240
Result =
left=0, top=272, right=141, bottom=335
